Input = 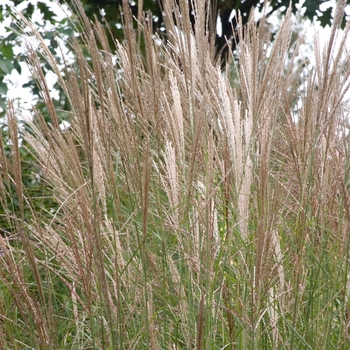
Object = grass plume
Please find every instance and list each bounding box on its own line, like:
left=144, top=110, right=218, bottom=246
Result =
left=1, top=0, right=350, bottom=348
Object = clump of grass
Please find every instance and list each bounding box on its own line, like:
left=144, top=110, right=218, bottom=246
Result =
left=1, top=0, right=350, bottom=348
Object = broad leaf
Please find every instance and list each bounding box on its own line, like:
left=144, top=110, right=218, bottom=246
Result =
left=0, top=45, right=14, bottom=60
left=318, top=8, right=332, bottom=27
left=37, top=2, right=57, bottom=24
left=0, top=81, right=7, bottom=95
left=0, top=58, right=14, bottom=75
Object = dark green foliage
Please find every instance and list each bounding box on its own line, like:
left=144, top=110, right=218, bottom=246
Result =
left=1, top=0, right=348, bottom=116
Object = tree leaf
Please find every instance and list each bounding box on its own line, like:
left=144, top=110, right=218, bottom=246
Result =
left=0, top=45, right=14, bottom=60
left=37, top=2, right=57, bottom=24
left=302, top=0, right=322, bottom=22
left=25, top=2, right=35, bottom=19
left=0, top=58, right=14, bottom=75
left=0, top=98, right=6, bottom=111
left=318, top=8, right=332, bottom=27
left=0, top=81, right=7, bottom=95
left=13, top=59, right=21, bottom=75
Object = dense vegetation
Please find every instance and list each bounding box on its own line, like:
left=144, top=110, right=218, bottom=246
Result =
left=1, top=0, right=350, bottom=348
left=1, top=0, right=349, bottom=113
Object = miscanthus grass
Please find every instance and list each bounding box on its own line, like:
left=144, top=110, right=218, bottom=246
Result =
left=1, top=0, right=350, bottom=348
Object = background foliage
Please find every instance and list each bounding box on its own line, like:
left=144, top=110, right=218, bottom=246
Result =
left=0, top=0, right=349, bottom=116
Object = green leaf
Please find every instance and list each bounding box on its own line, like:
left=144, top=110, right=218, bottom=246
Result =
left=0, top=45, right=14, bottom=60
left=60, top=26, right=74, bottom=36
left=302, top=0, right=321, bottom=21
left=0, top=98, right=6, bottom=111
left=37, top=2, right=57, bottom=24
left=22, top=81, right=36, bottom=89
left=318, top=8, right=332, bottom=27
left=13, top=59, right=22, bottom=75
left=0, top=5, right=3, bottom=22
left=25, top=2, right=35, bottom=19
left=4, top=31, right=18, bottom=42
left=0, top=81, right=7, bottom=95
left=0, top=58, right=14, bottom=75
